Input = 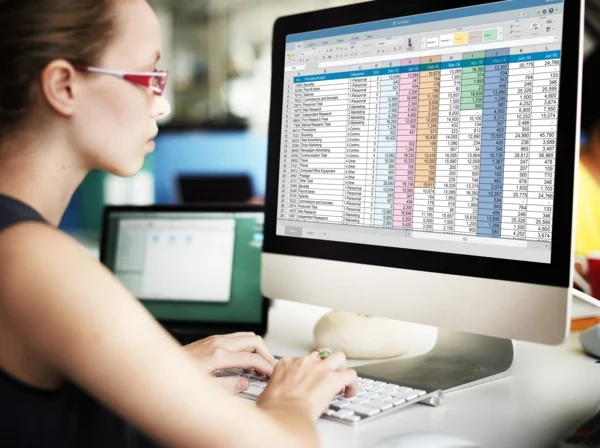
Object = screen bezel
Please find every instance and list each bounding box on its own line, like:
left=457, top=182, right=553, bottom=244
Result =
left=100, top=204, right=269, bottom=336
left=263, top=0, right=580, bottom=288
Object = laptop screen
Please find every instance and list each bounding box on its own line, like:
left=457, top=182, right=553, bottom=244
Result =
left=101, top=209, right=264, bottom=324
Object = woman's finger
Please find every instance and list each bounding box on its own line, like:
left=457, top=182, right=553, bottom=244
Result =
left=334, top=369, right=359, bottom=398
left=221, top=331, right=257, bottom=338
left=214, top=375, right=250, bottom=394
left=215, top=335, right=276, bottom=367
left=211, top=349, right=275, bottom=377
left=319, top=351, right=347, bottom=371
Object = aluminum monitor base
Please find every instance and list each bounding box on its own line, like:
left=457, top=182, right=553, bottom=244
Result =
left=355, top=328, right=513, bottom=393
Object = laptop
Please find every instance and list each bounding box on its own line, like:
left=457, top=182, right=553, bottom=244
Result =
left=100, top=204, right=268, bottom=344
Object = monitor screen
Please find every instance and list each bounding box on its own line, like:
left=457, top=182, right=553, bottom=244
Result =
left=102, top=210, right=264, bottom=324
left=276, top=1, right=563, bottom=264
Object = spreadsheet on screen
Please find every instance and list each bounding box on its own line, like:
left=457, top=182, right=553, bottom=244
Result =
left=276, top=1, right=565, bottom=263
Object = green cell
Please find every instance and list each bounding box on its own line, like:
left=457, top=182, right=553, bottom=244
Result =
left=461, top=75, right=485, bottom=83
left=461, top=95, right=483, bottom=105
left=460, top=103, right=478, bottom=111
left=462, top=94, right=484, bottom=102
left=461, top=78, right=485, bottom=87
left=461, top=96, right=484, bottom=105
left=461, top=97, right=484, bottom=110
left=484, top=29, right=498, bottom=41
left=462, top=69, right=485, bottom=77
left=462, top=51, right=486, bottom=60
left=461, top=83, right=485, bottom=92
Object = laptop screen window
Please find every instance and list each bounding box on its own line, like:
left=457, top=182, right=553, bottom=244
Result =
left=115, top=218, right=236, bottom=302
left=102, top=210, right=264, bottom=325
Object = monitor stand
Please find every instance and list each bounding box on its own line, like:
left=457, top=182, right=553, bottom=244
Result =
left=354, top=328, right=514, bottom=394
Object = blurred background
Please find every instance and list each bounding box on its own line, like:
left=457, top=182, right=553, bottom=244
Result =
left=61, top=0, right=600, bottom=242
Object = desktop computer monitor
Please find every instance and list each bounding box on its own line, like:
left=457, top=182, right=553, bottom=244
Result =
left=261, top=0, right=583, bottom=390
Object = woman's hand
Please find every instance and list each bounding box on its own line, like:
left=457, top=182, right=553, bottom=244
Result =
left=256, top=350, right=358, bottom=421
left=184, top=332, right=276, bottom=393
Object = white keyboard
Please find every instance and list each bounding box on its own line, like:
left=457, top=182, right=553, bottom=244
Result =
left=216, top=368, right=444, bottom=425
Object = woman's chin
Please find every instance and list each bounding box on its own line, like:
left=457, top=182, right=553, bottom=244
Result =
left=105, top=159, right=145, bottom=177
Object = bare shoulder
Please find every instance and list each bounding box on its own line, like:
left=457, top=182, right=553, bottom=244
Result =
left=0, top=221, right=108, bottom=386
left=0, top=220, right=148, bottom=370
left=0, top=221, right=98, bottom=297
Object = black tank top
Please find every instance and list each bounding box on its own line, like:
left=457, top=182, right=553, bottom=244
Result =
left=0, top=194, right=150, bottom=447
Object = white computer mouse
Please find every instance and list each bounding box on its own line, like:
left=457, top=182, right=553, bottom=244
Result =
left=373, top=432, right=481, bottom=448
left=580, top=323, right=600, bottom=358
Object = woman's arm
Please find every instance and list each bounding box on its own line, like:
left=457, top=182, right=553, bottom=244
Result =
left=0, top=222, right=318, bottom=448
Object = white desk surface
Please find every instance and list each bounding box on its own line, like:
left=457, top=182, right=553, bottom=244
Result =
left=264, top=299, right=600, bottom=448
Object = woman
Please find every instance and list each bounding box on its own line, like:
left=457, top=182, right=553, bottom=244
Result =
left=0, top=1, right=357, bottom=447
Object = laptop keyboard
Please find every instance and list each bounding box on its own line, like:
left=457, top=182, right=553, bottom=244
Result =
left=216, top=368, right=444, bottom=425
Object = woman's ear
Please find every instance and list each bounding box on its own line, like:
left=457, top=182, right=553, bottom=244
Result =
left=39, top=59, right=77, bottom=118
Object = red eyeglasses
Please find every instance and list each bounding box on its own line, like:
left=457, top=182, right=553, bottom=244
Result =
left=74, top=66, right=169, bottom=96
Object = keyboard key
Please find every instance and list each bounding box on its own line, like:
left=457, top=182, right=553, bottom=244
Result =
left=243, top=386, right=264, bottom=397
left=332, top=409, right=354, bottom=419
left=250, top=380, right=268, bottom=388
left=346, top=403, right=381, bottom=417
left=322, top=409, right=336, bottom=417
left=389, top=397, right=407, bottom=406
left=343, top=414, right=362, bottom=423
left=330, top=399, right=351, bottom=410
left=361, top=391, right=381, bottom=400
left=349, top=396, right=371, bottom=404
left=391, top=390, right=419, bottom=401
left=367, top=385, right=386, bottom=393
left=363, top=399, right=393, bottom=411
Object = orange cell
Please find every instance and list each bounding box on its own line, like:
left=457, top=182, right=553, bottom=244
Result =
left=418, top=87, right=440, bottom=95
left=420, top=55, right=442, bottom=64
left=416, top=152, right=437, bottom=159
left=415, top=172, right=436, bottom=180
left=419, top=74, right=441, bottom=82
left=415, top=157, right=437, bottom=165
left=416, top=138, right=438, bottom=145
left=417, top=126, right=439, bottom=133
left=417, top=113, right=439, bottom=120
left=414, top=181, right=436, bottom=189
left=419, top=75, right=441, bottom=81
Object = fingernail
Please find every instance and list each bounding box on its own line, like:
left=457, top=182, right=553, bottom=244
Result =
left=237, top=377, right=249, bottom=391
